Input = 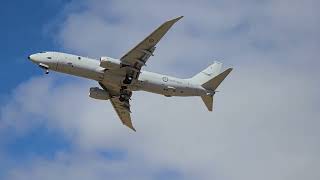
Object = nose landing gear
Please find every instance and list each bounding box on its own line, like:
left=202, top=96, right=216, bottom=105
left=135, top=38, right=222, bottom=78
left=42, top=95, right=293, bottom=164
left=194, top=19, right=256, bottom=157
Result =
left=38, top=63, right=49, bottom=74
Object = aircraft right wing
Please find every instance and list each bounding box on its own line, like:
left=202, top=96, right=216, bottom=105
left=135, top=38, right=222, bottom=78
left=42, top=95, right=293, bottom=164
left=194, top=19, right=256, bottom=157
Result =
left=119, top=16, right=183, bottom=79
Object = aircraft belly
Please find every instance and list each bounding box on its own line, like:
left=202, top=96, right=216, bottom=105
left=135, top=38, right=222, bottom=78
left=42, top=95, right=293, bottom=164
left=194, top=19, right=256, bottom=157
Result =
left=56, top=62, right=70, bottom=74
left=102, top=74, right=122, bottom=85
left=140, top=80, right=202, bottom=97
left=73, top=67, right=103, bottom=81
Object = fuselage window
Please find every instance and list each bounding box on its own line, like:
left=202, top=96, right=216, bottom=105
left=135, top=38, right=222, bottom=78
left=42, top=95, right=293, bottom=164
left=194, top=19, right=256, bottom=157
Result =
left=78, top=57, right=81, bottom=60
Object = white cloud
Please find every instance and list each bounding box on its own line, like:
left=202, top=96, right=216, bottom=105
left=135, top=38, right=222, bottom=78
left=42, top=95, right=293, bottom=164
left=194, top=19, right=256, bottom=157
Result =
left=1, top=0, right=320, bottom=180
left=6, top=152, right=156, bottom=180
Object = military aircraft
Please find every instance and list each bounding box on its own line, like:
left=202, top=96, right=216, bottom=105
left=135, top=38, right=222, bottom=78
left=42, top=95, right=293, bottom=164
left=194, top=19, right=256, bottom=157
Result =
left=28, top=16, right=232, bottom=131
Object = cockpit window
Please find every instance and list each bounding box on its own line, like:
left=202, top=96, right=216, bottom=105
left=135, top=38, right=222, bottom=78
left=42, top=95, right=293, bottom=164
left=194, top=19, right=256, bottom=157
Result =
left=47, top=57, right=52, bottom=59
left=40, top=51, right=47, bottom=53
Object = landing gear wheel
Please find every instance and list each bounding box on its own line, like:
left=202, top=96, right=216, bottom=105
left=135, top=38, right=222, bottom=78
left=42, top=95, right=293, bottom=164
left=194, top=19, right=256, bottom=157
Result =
left=121, top=86, right=127, bottom=90
left=123, top=75, right=133, bottom=84
left=119, top=95, right=126, bottom=102
left=119, top=91, right=132, bottom=102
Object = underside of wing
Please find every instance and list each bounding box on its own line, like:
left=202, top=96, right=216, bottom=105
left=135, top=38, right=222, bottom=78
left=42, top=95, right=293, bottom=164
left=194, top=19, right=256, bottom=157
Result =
left=110, top=97, right=135, bottom=131
left=120, top=16, right=183, bottom=79
left=99, top=82, right=136, bottom=131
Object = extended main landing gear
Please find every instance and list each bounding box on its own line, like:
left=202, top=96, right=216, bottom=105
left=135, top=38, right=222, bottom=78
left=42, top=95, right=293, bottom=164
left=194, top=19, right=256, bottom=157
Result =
left=123, top=75, right=133, bottom=84
left=119, top=94, right=130, bottom=102
left=119, top=74, right=133, bottom=101
left=119, top=86, right=132, bottom=102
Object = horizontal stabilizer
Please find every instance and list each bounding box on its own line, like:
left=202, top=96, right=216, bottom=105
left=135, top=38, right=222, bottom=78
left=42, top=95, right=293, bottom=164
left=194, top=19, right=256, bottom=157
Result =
left=201, top=95, right=214, bottom=111
left=202, top=68, right=233, bottom=91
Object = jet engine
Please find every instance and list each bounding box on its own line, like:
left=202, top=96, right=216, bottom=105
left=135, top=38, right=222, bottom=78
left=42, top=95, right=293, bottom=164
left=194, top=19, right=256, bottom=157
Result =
left=100, top=57, right=121, bottom=69
left=89, top=87, right=110, bottom=100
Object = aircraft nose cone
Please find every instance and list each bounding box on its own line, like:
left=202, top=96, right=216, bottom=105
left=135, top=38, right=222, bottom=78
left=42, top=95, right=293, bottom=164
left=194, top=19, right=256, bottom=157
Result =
left=28, top=54, right=36, bottom=62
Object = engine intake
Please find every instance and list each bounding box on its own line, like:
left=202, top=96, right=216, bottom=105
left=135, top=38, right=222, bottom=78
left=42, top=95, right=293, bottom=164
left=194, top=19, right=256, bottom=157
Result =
left=89, top=87, right=110, bottom=100
left=100, top=57, right=121, bottom=69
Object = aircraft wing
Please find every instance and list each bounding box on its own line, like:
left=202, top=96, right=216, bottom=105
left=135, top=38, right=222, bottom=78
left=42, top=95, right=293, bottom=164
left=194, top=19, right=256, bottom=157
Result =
left=120, top=16, right=183, bottom=79
left=110, top=97, right=135, bottom=131
left=99, top=82, right=136, bottom=131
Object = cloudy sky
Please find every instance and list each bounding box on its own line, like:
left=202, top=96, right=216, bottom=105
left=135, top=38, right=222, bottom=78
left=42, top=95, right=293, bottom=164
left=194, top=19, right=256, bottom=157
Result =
left=1, top=0, right=319, bottom=179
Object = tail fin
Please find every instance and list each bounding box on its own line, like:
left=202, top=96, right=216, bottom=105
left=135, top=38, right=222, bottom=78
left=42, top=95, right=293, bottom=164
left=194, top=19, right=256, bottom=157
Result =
left=190, top=62, right=223, bottom=85
left=192, top=63, right=232, bottom=111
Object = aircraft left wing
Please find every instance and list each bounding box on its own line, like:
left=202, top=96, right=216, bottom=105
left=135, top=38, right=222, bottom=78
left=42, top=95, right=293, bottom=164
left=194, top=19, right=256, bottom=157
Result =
left=120, top=16, right=183, bottom=79
left=99, top=82, right=135, bottom=131
left=110, top=97, right=135, bottom=131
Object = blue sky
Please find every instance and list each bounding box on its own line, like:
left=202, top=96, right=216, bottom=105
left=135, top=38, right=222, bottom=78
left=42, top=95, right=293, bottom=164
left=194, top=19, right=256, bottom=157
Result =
left=0, top=0, right=319, bottom=180
left=0, top=0, right=68, bottom=98
left=0, top=0, right=70, bottom=177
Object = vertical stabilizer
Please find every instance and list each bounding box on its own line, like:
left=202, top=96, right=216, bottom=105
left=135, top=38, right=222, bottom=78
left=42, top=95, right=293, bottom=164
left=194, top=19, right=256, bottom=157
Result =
left=199, top=68, right=232, bottom=111
left=192, top=61, right=232, bottom=111
left=191, top=62, right=222, bottom=84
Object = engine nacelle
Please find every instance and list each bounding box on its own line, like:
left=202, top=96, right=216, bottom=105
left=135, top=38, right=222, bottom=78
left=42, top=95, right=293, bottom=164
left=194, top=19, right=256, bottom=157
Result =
left=89, top=87, right=110, bottom=100
left=100, top=56, right=121, bottom=69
